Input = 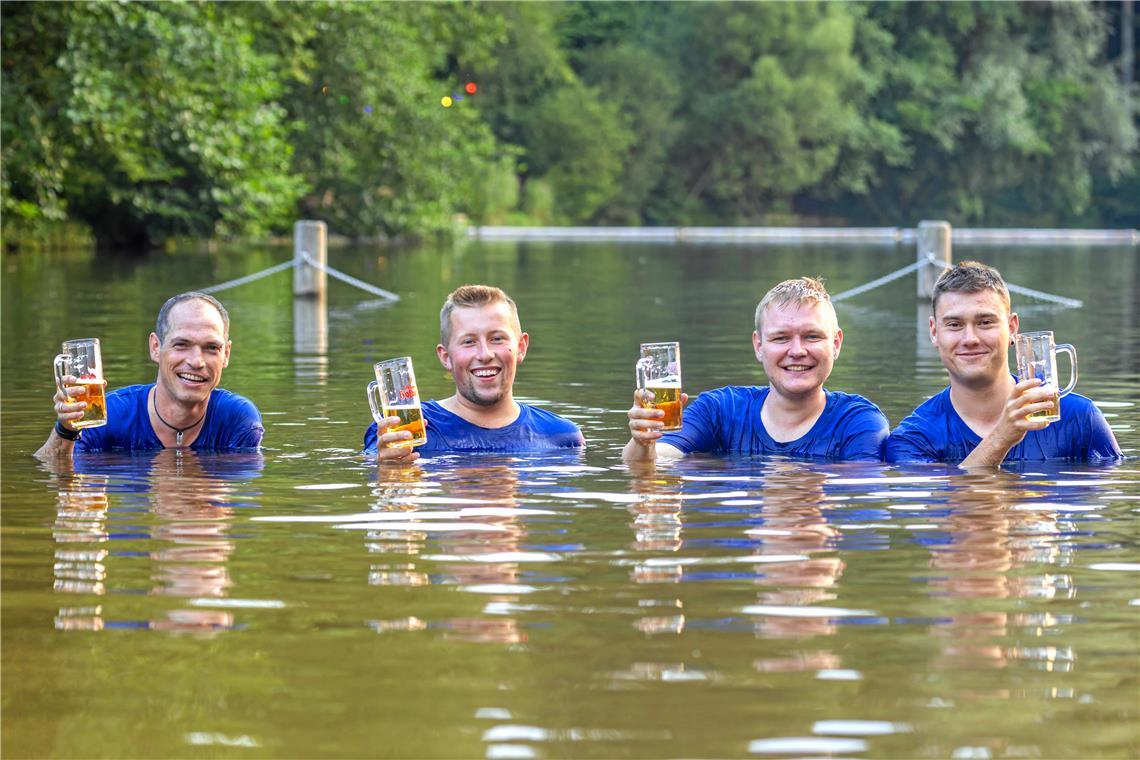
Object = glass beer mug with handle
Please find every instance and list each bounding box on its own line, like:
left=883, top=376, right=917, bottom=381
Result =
left=1014, top=331, right=1078, bottom=424
left=53, top=338, right=108, bottom=429
left=366, top=356, right=427, bottom=448
left=636, top=341, right=683, bottom=431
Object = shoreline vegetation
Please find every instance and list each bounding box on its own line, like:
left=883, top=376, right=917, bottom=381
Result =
left=3, top=2, right=1137, bottom=253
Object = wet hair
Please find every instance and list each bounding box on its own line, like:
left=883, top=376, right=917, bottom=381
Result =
left=754, top=276, right=837, bottom=333
left=155, top=292, right=230, bottom=343
left=439, top=285, right=521, bottom=346
left=931, top=261, right=1010, bottom=315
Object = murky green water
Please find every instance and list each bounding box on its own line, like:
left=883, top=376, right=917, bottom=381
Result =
left=2, top=240, right=1138, bottom=758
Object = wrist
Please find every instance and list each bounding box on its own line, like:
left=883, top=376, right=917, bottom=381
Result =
left=54, top=420, right=80, bottom=441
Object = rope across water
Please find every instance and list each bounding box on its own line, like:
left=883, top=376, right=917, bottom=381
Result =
left=197, top=253, right=399, bottom=302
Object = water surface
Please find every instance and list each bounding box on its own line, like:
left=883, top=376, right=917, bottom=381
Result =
left=2, top=240, right=1137, bottom=757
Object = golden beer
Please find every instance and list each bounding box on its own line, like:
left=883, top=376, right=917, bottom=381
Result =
left=383, top=404, right=427, bottom=448
left=1027, top=390, right=1060, bottom=424
left=68, top=379, right=108, bottom=429
left=642, top=384, right=682, bottom=430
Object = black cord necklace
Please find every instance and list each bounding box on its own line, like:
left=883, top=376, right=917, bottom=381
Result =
left=152, top=388, right=206, bottom=446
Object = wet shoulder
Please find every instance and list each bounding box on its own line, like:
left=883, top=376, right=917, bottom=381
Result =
left=693, top=385, right=768, bottom=411
left=519, top=403, right=582, bottom=435
left=209, top=387, right=262, bottom=420
left=825, top=390, right=888, bottom=420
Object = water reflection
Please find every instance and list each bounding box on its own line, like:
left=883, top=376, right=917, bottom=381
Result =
left=51, top=464, right=110, bottom=629
left=928, top=471, right=1076, bottom=676
left=367, top=459, right=531, bottom=644
left=751, top=463, right=845, bottom=640
left=49, top=451, right=263, bottom=635
left=629, top=465, right=686, bottom=634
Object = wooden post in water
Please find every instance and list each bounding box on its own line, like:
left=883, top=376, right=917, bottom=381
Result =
left=293, top=221, right=328, bottom=373
left=917, top=220, right=952, bottom=300
left=294, top=220, right=327, bottom=298
left=916, top=221, right=951, bottom=359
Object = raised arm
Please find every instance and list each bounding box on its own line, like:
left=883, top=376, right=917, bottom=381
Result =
left=622, top=388, right=684, bottom=464
left=960, top=379, right=1056, bottom=468
left=34, top=374, right=88, bottom=460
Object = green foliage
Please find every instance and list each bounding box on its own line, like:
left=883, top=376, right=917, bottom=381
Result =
left=2, top=0, right=1136, bottom=249
left=3, top=1, right=304, bottom=247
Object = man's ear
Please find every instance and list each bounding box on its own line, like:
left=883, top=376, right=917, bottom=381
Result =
left=928, top=316, right=938, bottom=345
left=149, top=333, right=161, bottom=363
left=832, top=327, right=843, bottom=359
left=517, top=332, right=529, bottom=362
left=1009, top=311, right=1019, bottom=342
left=222, top=340, right=231, bottom=369
left=436, top=344, right=451, bottom=371
left=752, top=330, right=762, bottom=360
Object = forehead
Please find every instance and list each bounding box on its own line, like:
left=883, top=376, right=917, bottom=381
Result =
left=448, top=302, right=517, bottom=336
left=164, top=300, right=226, bottom=339
left=761, top=300, right=835, bottom=333
left=934, top=289, right=1010, bottom=318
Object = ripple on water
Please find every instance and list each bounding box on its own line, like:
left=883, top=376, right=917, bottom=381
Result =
left=742, top=605, right=877, bottom=618
left=812, top=720, right=912, bottom=735
left=748, top=737, right=868, bottom=754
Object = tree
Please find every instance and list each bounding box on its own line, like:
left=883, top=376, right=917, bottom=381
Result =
left=2, top=2, right=304, bottom=248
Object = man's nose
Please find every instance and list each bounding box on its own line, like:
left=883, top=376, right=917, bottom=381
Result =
left=476, top=339, right=494, bottom=359
left=186, top=347, right=206, bottom=366
left=788, top=337, right=807, bottom=355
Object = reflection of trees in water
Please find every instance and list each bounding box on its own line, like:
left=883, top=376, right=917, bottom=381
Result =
left=368, top=461, right=527, bottom=644
left=928, top=471, right=1071, bottom=674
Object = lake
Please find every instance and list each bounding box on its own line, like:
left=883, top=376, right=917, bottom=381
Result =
left=2, top=238, right=1137, bottom=758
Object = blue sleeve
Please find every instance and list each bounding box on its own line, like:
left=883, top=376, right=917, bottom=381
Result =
left=659, top=390, right=720, bottom=454
left=839, top=409, right=890, bottom=462
left=223, top=396, right=264, bottom=450
left=1085, top=405, right=1123, bottom=462
left=883, top=427, right=939, bottom=464
left=362, top=421, right=378, bottom=454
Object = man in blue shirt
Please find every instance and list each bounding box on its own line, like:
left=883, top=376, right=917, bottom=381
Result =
left=364, top=285, right=584, bottom=462
left=884, top=261, right=1121, bottom=465
left=36, top=292, right=263, bottom=458
left=624, top=277, right=889, bottom=463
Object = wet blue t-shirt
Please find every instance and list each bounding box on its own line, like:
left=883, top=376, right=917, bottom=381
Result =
left=363, top=400, right=584, bottom=454
left=659, top=386, right=889, bottom=461
left=75, top=384, right=264, bottom=452
left=883, top=385, right=1121, bottom=464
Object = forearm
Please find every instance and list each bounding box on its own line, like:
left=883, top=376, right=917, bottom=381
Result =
left=34, top=429, right=76, bottom=461
left=622, top=437, right=656, bottom=464
left=960, top=433, right=1015, bottom=468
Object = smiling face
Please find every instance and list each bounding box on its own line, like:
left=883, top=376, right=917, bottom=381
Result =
left=753, top=301, right=842, bottom=402
left=149, top=299, right=231, bottom=407
left=436, top=302, right=529, bottom=409
left=929, top=289, right=1017, bottom=390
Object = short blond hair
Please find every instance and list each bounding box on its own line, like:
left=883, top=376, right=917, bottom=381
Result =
left=439, top=285, right=521, bottom=345
left=754, top=276, right=836, bottom=333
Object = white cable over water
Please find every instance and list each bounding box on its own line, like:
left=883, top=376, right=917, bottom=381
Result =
left=299, top=252, right=400, bottom=302
left=830, top=261, right=925, bottom=303
left=198, top=259, right=297, bottom=294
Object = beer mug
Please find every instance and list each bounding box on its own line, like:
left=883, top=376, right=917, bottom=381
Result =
left=636, top=341, right=683, bottom=431
left=366, top=356, right=427, bottom=448
left=1014, top=331, right=1077, bottom=424
left=53, top=338, right=108, bottom=429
